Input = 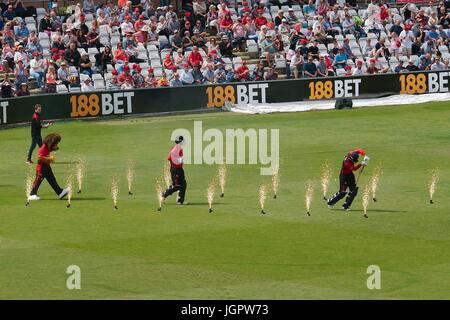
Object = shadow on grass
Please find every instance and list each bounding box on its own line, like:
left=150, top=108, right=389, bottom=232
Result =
left=331, top=209, right=407, bottom=213
left=46, top=197, right=107, bottom=201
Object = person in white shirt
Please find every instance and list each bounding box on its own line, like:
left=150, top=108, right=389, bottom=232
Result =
left=81, top=77, right=95, bottom=92
left=352, top=60, right=366, bottom=75
left=120, top=16, right=134, bottom=36
left=290, top=49, right=304, bottom=79
left=399, top=25, right=415, bottom=58
left=14, top=45, right=29, bottom=67
left=30, top=53, right=45, bottom=88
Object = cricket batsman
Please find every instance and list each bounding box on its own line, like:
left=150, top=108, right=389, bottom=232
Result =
left=27, top=133, right=70, bottom=201
left=26, top=104, right=53, bottom=165
left=327, top=149, right=370, bottom=211
left=162, top=135, right=188, bottom=205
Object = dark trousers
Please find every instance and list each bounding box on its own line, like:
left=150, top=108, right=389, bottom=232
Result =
left=327, top=173, right=358, bottom=208
left=163, top=167, right=187, bottom=203
left=30, top=165, right=63, bottom=196
left=27, top=135, right=42, bottom=161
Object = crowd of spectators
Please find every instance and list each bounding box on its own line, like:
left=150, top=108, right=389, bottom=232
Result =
left=1, top=0, right=450, bottom=98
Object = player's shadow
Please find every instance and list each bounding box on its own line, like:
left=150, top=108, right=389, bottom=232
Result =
left=165, top=202, right=231, bottom=206
left=47, top=197, right=107, bottom=201
left=331, top=209, right=407, bottom=213
left=0, top=184, right=15, bottom=188
left=53, top=161, right=79, bottom=165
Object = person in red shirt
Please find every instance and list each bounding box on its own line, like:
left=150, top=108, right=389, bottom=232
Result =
left=117, top=65, right=134, bottom=86
left=255, top=10, right=268, bottom=30
left=188, top=46, right=203, bottom=67
left=28, top=133, right=69, bottom=201
left=327, top=149, right=370, bottom=211
left=236, top=60, right=250, bottom=81
left=162, top=135, right=188, bottom=205
left=163, top=53, right=177, bottom=71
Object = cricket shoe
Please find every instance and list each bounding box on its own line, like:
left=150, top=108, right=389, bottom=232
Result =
left=26, top=160, right=33, bottom=165
left=176, top=201, right=189, bottom=205
left=58, top=187, right=70, bottom=199
left=28, top=195, right=40, bottom=201
left=342, top=205, right=351, bottom=211
left=327, top=204, right=334, bottom=209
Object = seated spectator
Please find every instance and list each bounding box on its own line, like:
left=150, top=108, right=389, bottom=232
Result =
left=170, top=72, right=183, bottom=87
left=107, top=69, right=120, bottom=90
left=180, top=64, right=195, bottom=85
left=333, top=47, right=348, bottom=69
left=117, top=65, right=134, bottom=86
left=132, top=65, right=145, bottom=87
left=390, top=20, right=403, bottom=38
left=261, top=34, right=277, bottom=66
left=214, top=63, right=227, bottom=83
left=158, top=72, right=170, bottom=87
left=57, top=62, right=70, bottom=87
left=255, top=9, right=268, bottom=30
left=3, top=5, right=16, bottom=21
left=290, top=49, right=304, bottom=79
left=316, top=55, right=329, bottom=77
left=219, top=12, right=234, bottom=37
left=265, top=65, right=278, bottom=80
left=114, top=42, right=128, bottom=64
left=171, top=29, right=183, bottom=51
left=16, top=82, right=30, bottom=96
left=174, top=48, right=187, bottom=68
left=431, top=56, right=446, bottom=71
left=144, top=68, right=157, bottom=87
left=14, top=45, right=29, bottom=67
left=95, top=46, right=113, bottom=73
left=81, top=76, right=95, bottom=92
left=406, top=58, right=420, bottom=71
left=121, top=77, right=134, bottom=90
left=394, top=60, right=406, bottom=73
left=30, top=52, right=45, bottom=88
left=225, top=66, right=235, bottom=82
left=87, top=26, right=102, bottom=49
left=126, top=42, right=145, bottom=63
left=207, top=5, right=219, bottom=32
left=80, top=53, right=93, bottom=77
left=342, top=38, right=356, bottom=60
left=203, top=63, right=215, bottom=84
left=39, top=13, right=54, bottom=34
left=191, top=63, right=205, bottom=84
left=14, top=60, right=28, bottom=90
left=232, top=18, right=247, bottom=52
left=65, top=42, right=81, bottom=67
left=135, top=25, right=149, bottom=45
left=121, top=15, right=134, bottom=36
left=236, top=60, right=250, bottom=81
left=303, top=0, right=317, bottom=18
left=15, top=20, right=29, bottom=43
left=303, top=55, right=318, bottom=78
left=252, top=61, right=265, bottom=81
left=163, top=53, right=178, bottom=71
left=182, top=30, right=194, bottom=52
left=83, top=0, right=96, bottom=14
left=188, top=46, right=204, bottom=67
left=374, top=37, right=390, bottom=60
left=286, top=8, right=299, bottom=24
left=353, top=60, right=366, bottom=75
left=1, top=74, right=14, bottom=98
left=366, top=58, right=389, bottom=74
left=219, top=35, right=234, bottom=58
left=45, top=65, right=57, bottom=93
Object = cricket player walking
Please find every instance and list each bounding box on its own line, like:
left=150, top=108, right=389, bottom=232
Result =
left=28, top=133, right=70, bottom=201
left=162, top=135, right=188, bottom=205
left=26, top=104, right=52, bottom=165
left=327, top=149, right=370, bottom=211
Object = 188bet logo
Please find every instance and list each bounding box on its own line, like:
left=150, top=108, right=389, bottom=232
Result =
left=70, top=92, right=134, bottom=118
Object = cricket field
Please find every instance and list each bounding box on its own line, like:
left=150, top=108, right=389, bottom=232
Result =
left=0, top=102, right=449, bottom=299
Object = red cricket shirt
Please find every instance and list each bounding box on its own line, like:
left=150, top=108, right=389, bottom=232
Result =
left=36, top=144, right=50, bottom=173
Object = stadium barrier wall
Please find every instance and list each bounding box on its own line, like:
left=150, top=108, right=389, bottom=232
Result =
left=1, top=70, right=449, bottom=127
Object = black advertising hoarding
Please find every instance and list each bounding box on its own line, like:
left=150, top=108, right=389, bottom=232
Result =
left=1, top=70, right=450, bottom=127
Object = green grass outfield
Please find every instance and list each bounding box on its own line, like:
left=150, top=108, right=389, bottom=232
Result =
left=0, top=102, right=449, bottom=299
